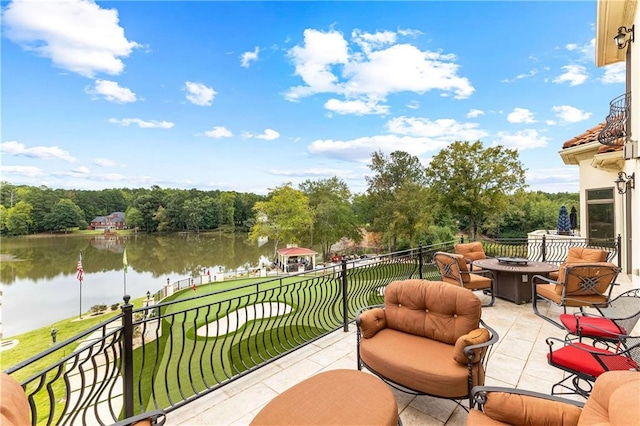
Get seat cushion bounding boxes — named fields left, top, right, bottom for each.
left=559, top=314, right=625, bottom=338
left=535, top=284, right=609, bottom=307
left=359, top=328, right=483, bottom=398
left=548, top=343, right=638, bottom=378
left=250, top=370, right=398, bottom=426
left=579, top=371, right=640, bottom=425
left=1, top=374, right=30, bottom=426
left=465, top=273, right=492, bottom=290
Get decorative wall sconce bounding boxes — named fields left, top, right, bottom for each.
left=615, top=25, right=635, bottom=50
left=615, top=171, right=635, bottom=194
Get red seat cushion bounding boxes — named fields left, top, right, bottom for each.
left=548, top=342, right=639, bottom=378
left=559, top=314, right=626, bottom=338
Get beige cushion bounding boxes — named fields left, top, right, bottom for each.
left=455, top=242, right=487, bottom=262
left=383, top=280, right=481, bottom=345
left=358, top=307, right=387, bottom=339
left=251, top=370, right=398, bottom=426
left=453, top=328, right=490, bottom=364
left=578, top=370, right=640, bottom=425
left=481, top=392, right=582, bottom=425
left=1, top=373, right=30, bottom=426
left=359, top=328, right=484, bottom=398
left=565, top=247, right=608, bottom=263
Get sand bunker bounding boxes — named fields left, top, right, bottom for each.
left=196, top=302, right=293, bottom=337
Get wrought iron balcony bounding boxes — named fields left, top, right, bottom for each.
left=598, top=92, right=631, bottom=146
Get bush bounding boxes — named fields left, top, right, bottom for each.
left=111, top=303, right=119, bottom=311
left=90, top=304, right=107, bottom=314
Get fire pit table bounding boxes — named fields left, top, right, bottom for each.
left=473, top=258, right=558, bottom=304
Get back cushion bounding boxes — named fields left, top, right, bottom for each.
left=565, top=247, right=608, bottom=263
left=579, top=371, right=640, bottom=425
left=559, top=262, right=618, bottom=295
left=455, top=242, right=487, bottom=261
left=384, top=279, right=481, bottom=345
left=435, top=252, right=470, bottom=283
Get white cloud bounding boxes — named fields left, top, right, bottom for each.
left=546, top=120, right=557, bottom=126
left=526, top=167, right=579, bottom=192
left=308, top=117, right=487, bottom=162
left=240, top=47, right=260, bottom=68
left=108, top=118, right=174, bottom=128
left=0, top=141, right=75, bottom=161
left=601, top=62, right=625, bottom=84
left=269, top=167, right=356, bottom=178
left=93, top=158, right=116, bottom=167
left=2, top=0, right=139, bottom=77
left=285, top=28, right=474, bottom=114
left=565, top=43, right=578, bottom=51
left=552, top=65, right=588, bottom=86
left=551, top=105, right=592, bottom=123
left=493, top=129, right=549, bottom=150
left=204, top=126, right=233, bottom=138
left=0, top=165, right=44, bottom=178
left=184, top=81, right=216, bottom=106
left=406, top=101, right=420, bottom=109
left=243, top=129, right=280, bottom=141
left=466, top=109, right=484, bottom=118
left=386, top=117, right=488, bottom=140
left=324, top=98, right=389, bottom=115
left=72, top=166, right=90, bottom=174
left=507, top=108, right=536, bottom=124
left=501, top=69, right=538, bottom=83
left=85, top=80, right=136, bottom=103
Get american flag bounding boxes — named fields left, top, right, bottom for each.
left=76, top=252, right=84, bottom=282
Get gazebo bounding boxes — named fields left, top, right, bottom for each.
left=276, top=247, right=317, bottom=273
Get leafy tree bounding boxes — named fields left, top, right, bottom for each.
left=125, top=207, right=144, bottom=231
left=365, top=150, right=428, bottom=251
left=425, top=141, right=526, bottom=240
left=299, top=177, right=362, bottom=261
left=153, top=206, right=171, bottom=231
left=17, top=186, right=60, bottom=233
left=183, top=198, right=207, bottom=232
left=0, top=205, right=7, bottom=234
left=133, top=192, right=162, bottom=232
left=249, top=183, right=313, bottom=256
left=6, top=200, right=33, bottom=235
left=44, top=199, right=86, bottom=232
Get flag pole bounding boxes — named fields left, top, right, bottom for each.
left=77, top=251, right=84, bottom=319
left=123, top=247, right=128, bottom=296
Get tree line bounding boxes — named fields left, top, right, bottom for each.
left=0, top=141, right=579, bottom=261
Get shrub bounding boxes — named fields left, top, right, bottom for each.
left=111, top=303, right=119, bottom=311
left=90, top=304, right=107, bottom=314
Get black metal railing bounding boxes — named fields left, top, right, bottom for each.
left=598, top=92, right=631, bottom=146
left=4, top=236, right=621, bottom=425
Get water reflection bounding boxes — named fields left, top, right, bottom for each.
left=0, top=233, right=282, bottom=337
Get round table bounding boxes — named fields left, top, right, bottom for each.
left=473, top=258, right=558, bottom=304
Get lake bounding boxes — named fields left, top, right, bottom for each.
left=0, top=232, right=283, bottom=337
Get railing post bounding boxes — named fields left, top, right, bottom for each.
left=341, top=258, right=349, bottom=332
left=541, top=234, right=547, bottom=262
left=418, top=242, right=423, bottom=280
left=617, top=234, right=622, bottom=269
left=122, top=295, right=134, bottom=419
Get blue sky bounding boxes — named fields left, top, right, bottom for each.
left=0, top=1, right=625, bottom=195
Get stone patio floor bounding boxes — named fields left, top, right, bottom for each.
left=167, top=274, right=640, bottom=426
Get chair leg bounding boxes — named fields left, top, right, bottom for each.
left=551, top=373, right=593, bottom=398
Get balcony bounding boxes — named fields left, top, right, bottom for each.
left=167, top=273, right=638, bottom=425
left=4, top=237, right=631, bottom=425
left=598, top=92, right=631, bottom=146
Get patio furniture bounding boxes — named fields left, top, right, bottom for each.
left=473, top=258, right=558, bottom=305
left=532, top=262, right=620, bottom=328
left=560, top=288, right=640, bottom=344
left=548, top=247, right=609, bottom=281
left=250, top=369, right=399, bottom=425
left=0, top=373, right=166, bottom=426
left=356, top=279, right=498, bottom=409
left=467, top=370, right=640, bottom=425
left=545, top=334, right=639, bottom=397
left=434, top=252, right=496, bottom=306
left=454, top=241, right=488, bottom=271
